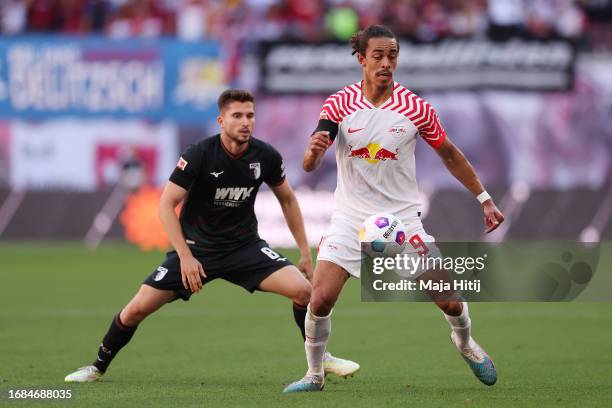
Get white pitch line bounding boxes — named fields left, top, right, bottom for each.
left=0, top=190, right=25, bottom=237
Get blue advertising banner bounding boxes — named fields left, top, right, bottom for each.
left=0, top=36, right=224, bottom=122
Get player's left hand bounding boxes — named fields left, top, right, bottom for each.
left=298, top=251, right=314, bottom=281
left=483, top=200, right=504, bottom=233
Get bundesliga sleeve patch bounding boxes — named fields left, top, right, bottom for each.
left=177, top=157, right=188, bottom=171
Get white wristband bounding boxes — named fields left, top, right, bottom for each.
left=477, top=191, right=491, bottom=204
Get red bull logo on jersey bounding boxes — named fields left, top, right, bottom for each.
left=348, top=143, right=398, bottom=164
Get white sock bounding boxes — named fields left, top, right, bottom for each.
left=304, top=304, right=332, bottom=377
left=443, top=301, right=473, bottom=349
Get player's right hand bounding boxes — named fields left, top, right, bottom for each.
left=308, top=131, right=332, bottom=155
left=179, top=254, right=206, bottom=293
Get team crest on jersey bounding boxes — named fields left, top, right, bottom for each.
left=177, top=157, right=188, bottom=171
left=389, top=126, right=408, bottom=136
left=249, top=162, right=261, bottom=180
left=154, top=266, right=168, bottom=281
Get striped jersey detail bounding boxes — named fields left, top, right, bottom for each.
left=320, top=82, right=446, bottom=149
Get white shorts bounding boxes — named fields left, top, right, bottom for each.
left=317, top=214, right=440, bottom=278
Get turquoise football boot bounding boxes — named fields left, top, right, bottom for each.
left=283, top=374, right=324, bottom=393
left=451, top=332, right=497, bottom=386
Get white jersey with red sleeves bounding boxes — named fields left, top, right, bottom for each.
left=321, top=81, right=446, bottom=222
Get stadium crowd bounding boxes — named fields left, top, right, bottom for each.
left=0, top=0, right=602, bottom=41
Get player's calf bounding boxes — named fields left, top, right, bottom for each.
left=441, top=301, right=471, bottom=349
left=292, top=285, right=311, bottom=308
left=64, top=312, right=137, bottom=381
left=120, top=299, right=154, bottom=327
left=120, top=285, right=175, bottom=326
left=257, top=265, right=312, bottom=341
left=289, top=283, right=311, bottom=340
left=92, top=313, right=138, bottom=374
left=64, top=285, right=174, bottom=381
left=436, top=300, right=463, bottom=317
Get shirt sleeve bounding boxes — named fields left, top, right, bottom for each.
left=320, top=94, right=341, bottom=125
left=264, top=147, right=286, bottom=187
left=169, top=144, right=202, bottom=190
left=418, top=103, right=447, bottom=149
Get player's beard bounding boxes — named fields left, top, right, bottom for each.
left=364, top=70, right=393, bottom=90
left=229, top=128, right=251, bottom=144
left=375, top=72, right=393, bottom=87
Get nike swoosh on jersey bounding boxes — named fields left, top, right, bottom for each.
left=348, top=127, right=365, bottom=134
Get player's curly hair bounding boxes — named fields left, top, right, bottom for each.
left=350, top=25, right=399, bottom=56
left=218, top=89, right=255, bottom=111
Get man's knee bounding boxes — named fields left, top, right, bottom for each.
left=120, top=297, right=163, bottom=326
left=120, top=302, right=149, bottom=327
left=309, top=287, right=336, bottom=316
left=120, top=286, right=175, bottom=326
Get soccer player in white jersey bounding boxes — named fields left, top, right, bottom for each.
left=283, top=25, right=505, bottom=392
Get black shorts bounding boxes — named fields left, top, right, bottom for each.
left=143, top=239, right=293, bottom=301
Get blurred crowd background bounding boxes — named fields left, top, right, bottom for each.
left=0, top=1, right=611, bottom=90
left=0, top=0, right=611, bottom=246
left=2, top=0, right=610, bottom=42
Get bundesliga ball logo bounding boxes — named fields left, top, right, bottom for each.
left=359, top=213, right=407, bottom=257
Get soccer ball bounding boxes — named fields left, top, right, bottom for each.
left=359, top=213, right=407, bottom=256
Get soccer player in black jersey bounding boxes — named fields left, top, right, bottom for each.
left=64, top=89, right=359, bottom=383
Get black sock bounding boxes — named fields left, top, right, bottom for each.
left=293, top=302, right=307, bottom=341
left=92, top=314, right=137, bottom=373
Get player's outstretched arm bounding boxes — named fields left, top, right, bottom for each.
left=270, top=179, right=314, bottom=280
left=303, top=131, right=332, bottom=172
left=158, top=181, right=206, bottom=292
left=434, top=137, right=505, bottom=233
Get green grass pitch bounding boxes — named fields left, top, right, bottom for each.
left=1, top=242, right=612, bottom=407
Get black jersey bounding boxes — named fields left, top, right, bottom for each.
left=169, top=134, right=285, bottom=253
